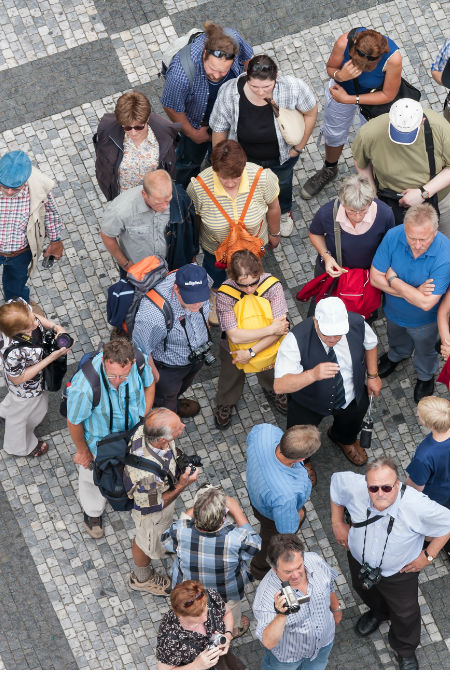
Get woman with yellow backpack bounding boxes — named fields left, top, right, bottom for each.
left=214, top=250, right=289, bottom=429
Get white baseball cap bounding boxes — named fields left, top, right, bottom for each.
left=389, top=98, right=424, bottom=145
left=315, top=297, right=349, bottom=336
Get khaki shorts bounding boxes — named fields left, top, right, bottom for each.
left=132, top=501, right=176, bottom=559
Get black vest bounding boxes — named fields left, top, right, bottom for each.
left=290, top=313, right=366, bottom=416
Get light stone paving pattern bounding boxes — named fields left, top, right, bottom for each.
left=0, top=0, right=450, bottom=669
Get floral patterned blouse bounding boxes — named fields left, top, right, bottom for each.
left=119, top=126, right=159, bottom=192
left=156, top=589, right=226, bottom=667
left=0, top=321, right=45, bottom=398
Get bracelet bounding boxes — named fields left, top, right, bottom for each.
left=332, top=69, right=340, bottom=81
left=330, top=606, right=342, bottom=613
left=269, top=231, right=281, bottom=237
left=291, top=146, right=302, bottom=155
left=224, top=630, right=233, bottom=636
left=367, top=373, right=379, bottom=379
left=387, top=274, right=398, bottom=287
left=356, top=95, right=360, bottom=105
left=321, top=250, right=331, bottom=260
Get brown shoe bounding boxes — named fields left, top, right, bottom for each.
left=177, top=398, right=200, bottom=417
left=129, top=571, right=171, bottom=596
left=214, top=405, right=233, bottom=429
left=303, top=460, right=317, bottom=486
left=83, top=512, right=104, bottom=539
left=327, top=428, right=368, bottom=466
left=263, top=389, right=288, bottom=415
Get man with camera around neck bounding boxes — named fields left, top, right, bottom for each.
left=123, top=408, right=199, bottom=596
left=253, top=534, right=341, bottom=670
left=131, top=263, right=212, bottom=418
left=330, top=457, right=450, bottom=670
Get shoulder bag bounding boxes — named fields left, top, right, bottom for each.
left=264, top=98, right=305, bottom=146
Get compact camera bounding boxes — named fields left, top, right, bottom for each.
left=280, top=581, right=310, bottom=614
left=188, top=340, right=216, bottom=366
left=358, top=562, right=382, bottom=590
left=208, top=633, right=227, bottom=650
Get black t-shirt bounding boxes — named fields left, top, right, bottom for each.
left=237, top=77, right=279, bottom=161
left=203, top=70, right=235, bottom=125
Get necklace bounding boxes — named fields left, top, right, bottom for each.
left=179, top=618, right=205, bottom=632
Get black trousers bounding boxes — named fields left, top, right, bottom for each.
left=154, top=360, right=204, bottom=412
left=347, top=552, right=421, bottom=657
left=249, top=507, right=279, bottom=579
left=286, top=389, right=369, bottom=445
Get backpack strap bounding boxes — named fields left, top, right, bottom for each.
left=178, top=43, right=196, bottom=88
left=423, top=115, right=436, bottom=180
left=81, top=347, right=146, bottom=411
left=254, top=275, right=280, bottom=297
left=239, top=167, right=264, bottom=225
left=144, top=287, right=175, bottom=351
left=195, top=175, right=235, bottom=227
left=123, top=454, right=174, bottom=490
left=2, top=337, right=37, bottom=363
left=332, top=198, right=343, bottom=267
left=216, top=284, right=243, bottom=301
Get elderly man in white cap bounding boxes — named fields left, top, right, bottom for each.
left=274, top=297, right=381, bottom=483
left=0, top=150, right=64, bottom=302
left=351, top=98, right=450, bottom=237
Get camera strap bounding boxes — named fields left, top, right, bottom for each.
left=361, top=483, right=406, bottom=568
left=179, top=306, right=211, bottom=359
left=100, top=366, right=129, bottom=433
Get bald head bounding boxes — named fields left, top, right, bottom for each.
left=143, top=407, right=185, bottom=447
left=142, top=169, right=172, bottom=212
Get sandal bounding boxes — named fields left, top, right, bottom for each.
left=232, top=614, right=250, bottom=638
left=29, top=441, right=49, bottom=457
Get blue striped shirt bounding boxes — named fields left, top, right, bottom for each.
left=431, top=39, right=450, bottom=72
left=162, top=518, right=261, bottom=602
left=67, top=352, right=153, bottom=456
left=246, top=424, right=312, bottom=532
left=253, top=553, right=337, bottom=663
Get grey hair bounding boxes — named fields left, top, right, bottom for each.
left=338, top=175, right=376, bottom=211
left=143, top=407, right=175, bottom=445
left=366, top=456, right=399, bottom=480
left=404, top=203, right=439, bottom=231
left=193, top=486, right=226, bottom=532
left=267, top=534, right=305, bottom=569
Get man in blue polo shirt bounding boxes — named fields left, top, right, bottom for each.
left=370, top=203, right=450, bottom=402
left=161, top=21, right=252, bottom=188
left=245, top=422, right=321, bottom=579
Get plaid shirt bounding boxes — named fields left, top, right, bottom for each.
left=0, top=185, right=63, bottom=252
left=161, top=31, right=253, bottom=129
left=161, top=517, right=261, bottom=602
left=209, top=73, right=316, bottom=164
left=431, top=38, right=450, bottom=71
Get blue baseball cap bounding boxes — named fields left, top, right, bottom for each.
left=0, top=151, right=32, bottom=188
left=175, top=264, right=209, bottom=303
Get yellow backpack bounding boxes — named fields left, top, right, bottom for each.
left=217, top=276, right=285, bottom=373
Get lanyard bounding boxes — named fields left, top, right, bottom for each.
left=178, top=306, right=210, bottom=354
left=361, top=483, right=406, bottom=568
left=100, top=366, right=129, bottom=433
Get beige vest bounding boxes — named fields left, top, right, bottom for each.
left=26, top=167, right=55, bottom=277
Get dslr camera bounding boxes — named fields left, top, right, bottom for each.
left=358, top=562, right=382, bottom=590
left=175, top=451, right=203, bottom=477
left=188, top=340, right=216, bottom=366
left=208, top=633, right=227, bottom=650
left=280, top=581, right=310, bottom=614
left=41, top=329, right=74, bottom=355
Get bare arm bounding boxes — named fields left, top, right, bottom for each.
left=365, top=346, right=382, bottom=397
left=294, top=104, right=318, bottom=150
left=431, top=70, right=443, bottom=85
left=330, top=499, right=350, bottom=549
left=266, top=198, right=282, bottom=249
left=163, top=108, right=211, bottom=144
left=353, top=159, right=376, bottom=191
left=437, top=289, right=450, bottom=359
left=67, top=420, right=93, bottom=469
left=227, top=315, right=288, bottom=344
left=274, top=361, right=340, bottom=395
left=225, top=496, right=249, bottom=527
left=404, top=476, right=425, bottom=492
left=161, top=468, right=199, bottom=508
left=261, top=592, right=289, bottom=649
left=8, top=346, right=69, bottom=385
left=308, top=232, right=346, bottom=278
left=401, top=532, right=450, bottom=573
left=212, top=130, right=229, bottom=147
left=231, top=333, right=283, bottom=366
left=144, top=382, right=155, bottom=416
left=370, top=264, right=442, bottom=312
left=100, top=232, right=130, bottom=270
left=400, top=167, right=450, bottom=208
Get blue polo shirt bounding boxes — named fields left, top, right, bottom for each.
left=246, top=424, right=311, bottom=533
left=372, top=225, right=450, bottom=327
left=406, top=433, right=450, bottom=505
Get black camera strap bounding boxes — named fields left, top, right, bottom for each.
left=100, top=366, right=129, bottom=433
left=361, top=483, right=406, bottom=568
left=179, top=306, right=211, bottom=359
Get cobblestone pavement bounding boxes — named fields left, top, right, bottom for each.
left=0, top=0, right=450, bottom=669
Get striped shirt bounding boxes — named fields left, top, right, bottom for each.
left=187, top=163, right=279, bottom=254
left=253, top=553, right=337, bottom=663
left=132, top=272, right=211, bottom=366
left=217, top=273, right=288, bottom=332
left=66, top=352, right=153, bottom=456
left=431, top=38, right=450, bottom=72
left=246, top=424, right=311, bottom=532
left=162, top=517, right=261, bottom=602
left=0, top=185, right=62, bottom=252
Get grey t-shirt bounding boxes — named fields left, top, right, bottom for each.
left=100, top=185, right=169, bottom=263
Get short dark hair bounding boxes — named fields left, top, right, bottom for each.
left=114, top=91, right=151, bottom=126
left=247, top=54, right=277, bottom=81
left=211, top=140, right=247, bottom=178
left=227, top=249, right=263, bottom=280
left=102, top=338, right=135, bottom=366
left=280, top=425, right=321, bottom=460
left=267, top=534, right=305, bottom=569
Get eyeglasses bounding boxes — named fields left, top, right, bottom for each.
left=367, top=482, right=397, bottom=493
left=355, top=48, right=380, bottom=62
left=183, top=591, right=204, bottom=608
left=235, top=279, right=260, bottom=288
left=206, top=49, right=235, bottom=60
left=122, top=124, right=146, bottom=131
left=102, top=365, right=130, bottom=382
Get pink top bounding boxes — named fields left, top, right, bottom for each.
left=336, top=201, right=378, bottom=235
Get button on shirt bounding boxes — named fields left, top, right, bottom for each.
left=253, top=553, right=337, bottom=663
left=330, top=472, right=450, bottom=577
left=372, top=225, right=450, bottom=328
left=275, top=323, right=377, bottom=408
left=132, top=273, right=211, bottom=366
left=67, top=352, right=153, bottom=456
left=246, top=424, right=311, bottom=532
left=100, top=185, right=169, bottom=264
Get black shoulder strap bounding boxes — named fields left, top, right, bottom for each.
left=133, top=346, right=146, bottom=374
left=2, top=338, right=35, bottom=363
left=80, top=354, right=102, bottom=410
left=423, top=115, right=436, bottom=180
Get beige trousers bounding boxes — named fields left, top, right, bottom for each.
left=78, top=465, right=107, bottom=517
left=0, top=390, right=48, bottom=456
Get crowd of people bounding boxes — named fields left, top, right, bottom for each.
left=0, top=18, right=450, bottom=672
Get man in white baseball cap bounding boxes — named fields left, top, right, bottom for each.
left=352, top=98, right=450, bottom=236
left=274, top=297, right=382, bottom=483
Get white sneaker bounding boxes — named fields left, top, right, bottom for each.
left=280, top=211, right=294, bottom=237
left=208, top=290, right=219, bottom=325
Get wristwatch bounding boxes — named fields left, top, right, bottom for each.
left=387, top=274, right=398, bottom=287
left=248, top=347, right=256, bottom=358
left=423, top=549, right=434, bottom=562
left=420, top=186, right=430, bottom=200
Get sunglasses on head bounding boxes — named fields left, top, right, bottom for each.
left=250, top=62, right=274, bottom=73
left=183, top=591, right=204, bottom=608
left=122, top=124, right=146, bottom=131
left=207, top=49, right=234, bottom=60
left=355, top=47, right=380, bottom=62
left=368, top=482, right=397, bottom=494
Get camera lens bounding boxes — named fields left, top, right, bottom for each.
left=55, top=333, right=74, bottom=349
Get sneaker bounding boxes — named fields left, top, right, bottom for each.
left=129, top=571, right=171, bottom=596
left=214, top=405, right=233, bottom=430
left=208, top=290, right=219, bottom=326
left=280, top=211, right=294, bottom=237
left=83, top=512, right=104, bottom=539
left=263, top=389, right=288, bottom=415
left=301, top=165, right=338, bottom=200
left=177, top=398, right=200, bottom=417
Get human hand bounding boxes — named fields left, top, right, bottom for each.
left=332, top=521, right=350, bottom=549
left=192, top=126, right=211, bottom=144
left=312, top=361, right=340, bottom=381
left=271, top=315, right=289, bottom=336
left=417, top=278, right=435, bottom=296
left=333, top=609, right=343, bottom=625
left=219, top=634, right=232, bottom=654
left=400, top=552, right=429, bottom=574
left=232, top=349, right=252, bottom=365
left=273, top=590, right=289, bottom=615
left=324, top=255, right=347, bottom=278
left=440, top=339, right=450, bottom=360
left=398, top=188, right=423, bottom=208
left=178, top=467, right=199, bottom=488
left=267, top=233, right=281, bottom=249
left=336, top=59, right=363, bottom=81
left=225, top=495, right=240, bottom=515
left=367, top=376, right=382, bottom=398
left=329, top=83, right=353, bottom=104
left=44, top=240, right=64, bottom=259
left=74, top=448, right=94, bottom=469
left=193, top=647, right=221, bottom=669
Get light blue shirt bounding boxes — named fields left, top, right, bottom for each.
left=330, top=472, right=450, bottom=577
left=246, top=424, right=311, bottom=532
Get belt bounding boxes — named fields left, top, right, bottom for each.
left=153, top=360, right=190, bottom=370
left=0, top=245, right=30, bottom=258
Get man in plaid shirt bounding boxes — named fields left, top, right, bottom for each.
left=0, top=150, right=63, bottom=302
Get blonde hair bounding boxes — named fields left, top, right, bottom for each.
left=417, top=396, right=450, bottom=433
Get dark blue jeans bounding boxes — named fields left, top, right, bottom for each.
left=202, top=250, right=226, bottom=289
left=175, top=133, right=212, bottom=189
left=0, top=248, right=32, bottom=301
left=250, top=155, right=299, bottom=214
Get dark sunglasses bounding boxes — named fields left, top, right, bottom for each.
left=355, top=47, right=380, bottom=62
left=122, top=124, right=146, bottom=131
left=183, top=591, right=204, bottom=608
left=236, top=279, right=260, bottom=288
left=207, top=49, right=234, bottom=60
left=368, top=482, right=397, bottom=494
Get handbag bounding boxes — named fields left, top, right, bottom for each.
left=443, top=92, right=450, bottom=124
left=195, top=168, right=265, bottom=269
left=264, top=98, right=305, bottom=146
